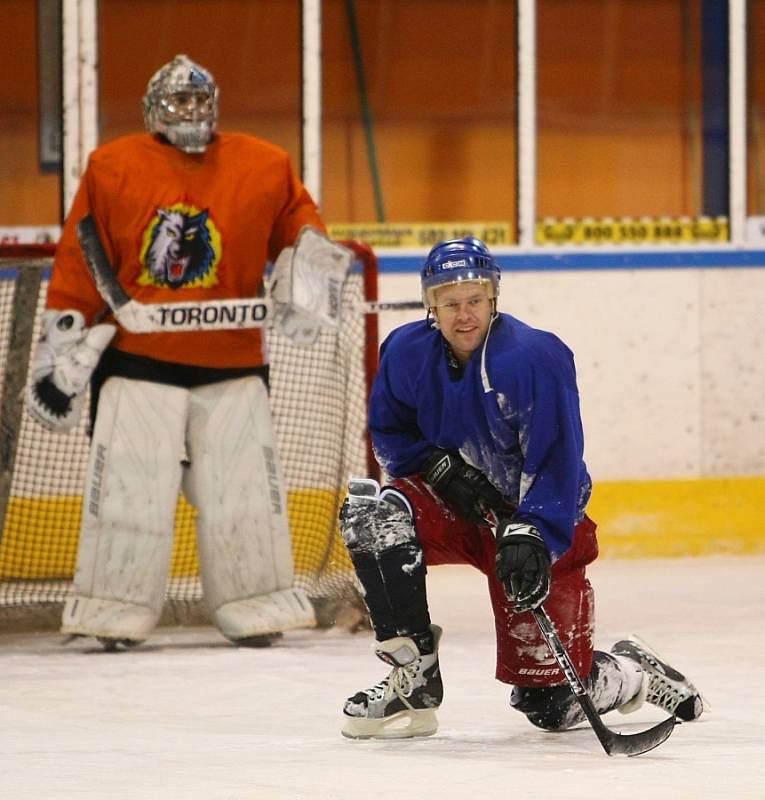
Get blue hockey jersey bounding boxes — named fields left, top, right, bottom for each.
left=369, top=313, right=592, bottom=561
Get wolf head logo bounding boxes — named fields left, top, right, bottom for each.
left=143, top=207, right=216, bottom=287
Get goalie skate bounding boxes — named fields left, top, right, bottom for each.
left=97, top=637, right=140, bottom=652
left=612, top=636, right=708, bottom=721
left=342, top=625, right=443, bottom=740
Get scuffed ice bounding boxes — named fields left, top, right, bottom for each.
left=1, top=557, right=762, bottom=798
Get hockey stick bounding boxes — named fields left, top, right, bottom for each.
left=532, top=605, right=677, bottom=756
left=77, top=216, right=422, bottom=333
left=364, top=300, right=423, bottom=313
left=77, top=216, right=273, bottom=333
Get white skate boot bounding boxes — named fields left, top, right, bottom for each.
left=342, top=625, right=443, bottom=739
left=612, top=636, right=708, bottom=721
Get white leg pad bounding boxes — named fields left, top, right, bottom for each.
left=61, top=596, right=157, bottom=640
left=62, top=378, right=188, bottom=640
left=183, top=377, right=310, bottom=635
left=214, top=587, right=317, bottom=640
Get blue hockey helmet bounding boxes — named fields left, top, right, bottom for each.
left=420, top=237, right=501, bottom=307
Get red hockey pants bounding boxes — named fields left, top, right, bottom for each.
left=390, top=476, right=599, bottom=687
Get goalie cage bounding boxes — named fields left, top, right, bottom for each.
left=0, top=241, right=381, bottom=633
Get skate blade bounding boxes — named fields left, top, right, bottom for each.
left=341, top=708, right=438, bottom=740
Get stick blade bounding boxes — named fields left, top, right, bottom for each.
left=602, top=714, right=678, bottom=757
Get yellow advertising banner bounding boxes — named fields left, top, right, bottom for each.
left=536, top=216, right=729, bottom=245
left=328, top=222, right=512, bottom=248
left=329, top=217, right=729, bottom=247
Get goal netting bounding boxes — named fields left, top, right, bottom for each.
left=0, top=242, right=379, bottom=630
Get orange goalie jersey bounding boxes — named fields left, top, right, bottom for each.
left=48, top=132, right=325, bottom=368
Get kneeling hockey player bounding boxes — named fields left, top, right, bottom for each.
left=25, top=55, right=338, bottom=650
left=339, top=237, right=706, bottom=740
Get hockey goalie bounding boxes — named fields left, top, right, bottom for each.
left=24, top=54, right=351, bottom=650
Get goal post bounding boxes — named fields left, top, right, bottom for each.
left=0, top=242, right=380, bottom=630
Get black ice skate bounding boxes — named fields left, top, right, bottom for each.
left=612, top=636, right=708, bottom=721
left=96, top=637, right=140, bottom=651
left=342, top=625, right=443, bottom=739
left=231, top=632, right=283, bottom=648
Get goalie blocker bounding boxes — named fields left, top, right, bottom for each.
left=62, top=374, right=316, bottom=645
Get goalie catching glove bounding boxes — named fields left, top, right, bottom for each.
left=268, top=226, right=354, bottom=347
left=26, top=309, right=116, bottom=432
left=421, top=448, right=505, bottom=526
left=495, top=519, right=551, bottom=612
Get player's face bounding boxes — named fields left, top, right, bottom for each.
left=432, top=281, right=493, bottom=364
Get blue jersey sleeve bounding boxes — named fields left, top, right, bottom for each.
left=369, top=331, right=432, bottom=477
left=507, top=350, right=588, bottom=561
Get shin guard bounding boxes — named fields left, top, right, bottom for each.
left=340, top=479, right=430, bottom=641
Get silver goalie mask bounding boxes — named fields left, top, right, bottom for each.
left=143, top=54, right=218, bottom=154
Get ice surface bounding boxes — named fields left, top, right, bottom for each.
left=1, top=556, right=763, bottom=799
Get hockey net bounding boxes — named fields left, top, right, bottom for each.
left=0, top=242, right=379, bottom=630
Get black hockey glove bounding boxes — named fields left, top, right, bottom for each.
left=421, top=448, right=505, bottom=526
left=495, top=519, right=551, bottom=612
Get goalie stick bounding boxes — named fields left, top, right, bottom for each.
left=364, top=300, right=423, bottom=313
left=532, top=605, right=677, bottom=756
left=76, top=216, right=422, bottom=333
left=77, top=215, right=273, bottom=333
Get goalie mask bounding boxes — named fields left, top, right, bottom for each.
left=143, top=54, right=218, bottom=154
left=421, top=237, right=501, bottom=308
